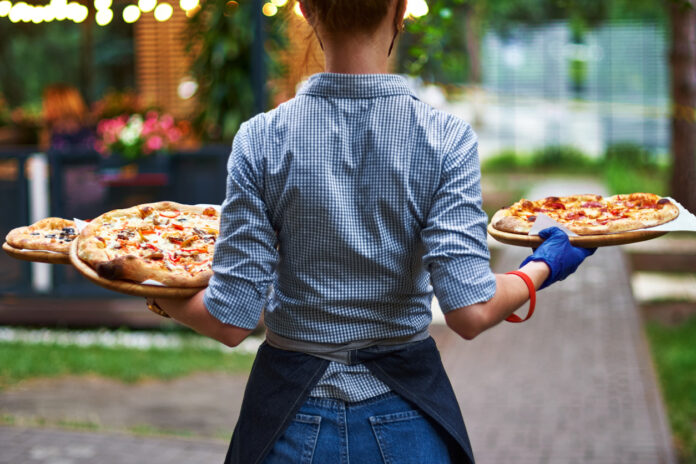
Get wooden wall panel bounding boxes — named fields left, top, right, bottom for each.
left=135, top=5, right=196, bottom=119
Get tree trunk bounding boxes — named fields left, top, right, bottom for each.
left=464, top=3, right=483, bottom=85
left=668, top=0, right=696, bottom=212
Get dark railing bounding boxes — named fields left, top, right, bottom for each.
left=1, top=146, right=231, bottom=298
left=0, top=149, right=33, bottom=295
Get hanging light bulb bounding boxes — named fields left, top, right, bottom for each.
left=122, top=4, right=140, bottom=22
left=270, top=0, right=286, bottom=6
left=138, top=0, right=156, bottom=12
left=95, top=8, right=112, bottom=25
left=153, top=2, right=172, bottom=21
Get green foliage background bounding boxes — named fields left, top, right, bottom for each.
left=186, top=0, right=286, bottom=142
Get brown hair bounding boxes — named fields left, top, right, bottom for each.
left=42, top=84, right=88, bottom=127
left=299, top=0, right=405, bottom=35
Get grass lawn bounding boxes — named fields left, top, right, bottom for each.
left=645, top=318, right=696, bottom=464
left=0, top=339, right=255, bottom=388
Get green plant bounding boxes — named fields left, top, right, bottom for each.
left=603, top=142, right=657, bottom=169
left=530, top=145, right=596, bottom=170
left=0, top=340, right=255, bottom=387
left=646, top=318, right=696, bottom=463
left=481, top=149, right=531, bottom=172
left=186, top=0, right=286, bottom=142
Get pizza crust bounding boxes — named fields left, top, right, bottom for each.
left=5, top=217, right=77, bottom=253
left=95, top=255, right=212, bottom=287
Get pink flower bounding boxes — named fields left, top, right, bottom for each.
left=146, top=135, right=164, bottom=152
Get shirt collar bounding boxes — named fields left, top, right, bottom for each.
left=297, top=72, right=415, bottom=99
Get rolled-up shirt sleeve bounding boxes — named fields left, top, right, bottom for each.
left=204, top=120, right=279, bottom=328
left=421, top=122, right=496, bottom=313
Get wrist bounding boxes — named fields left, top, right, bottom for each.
left=519, top=259, right=551, bottom=289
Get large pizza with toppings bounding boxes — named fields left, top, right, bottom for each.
left=6, top=218, right=78, bottom=254
left=491, top=193, right=679, bottom=235
left=76, top=201, right=219, bottom=287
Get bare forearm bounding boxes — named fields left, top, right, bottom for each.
left=444, top=260, right=549, bottom=340
left=156, top=290, right=253, bottom=347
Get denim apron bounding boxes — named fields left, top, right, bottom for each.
left=224, top=336, right=475, bottom=464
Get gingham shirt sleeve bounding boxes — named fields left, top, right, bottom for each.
left=421, top=121, right=497, bottom=312
left=203, top=120, right=279, bottom=328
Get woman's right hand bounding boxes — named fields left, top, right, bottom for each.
left=520, top=227, right=596, bottom=289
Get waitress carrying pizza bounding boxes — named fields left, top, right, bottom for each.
left=152, top=1, right=595, bottom=462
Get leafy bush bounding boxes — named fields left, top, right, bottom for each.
left=530, top=145, right=596, bottom=170
left=481, top=149, right=530, bottom=172
left=603, top=142, right=656, bottom=169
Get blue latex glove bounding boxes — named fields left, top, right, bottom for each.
left=520, top=227, right=596, bottom=289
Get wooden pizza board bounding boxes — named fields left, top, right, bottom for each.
left=487, top=223, right=667, bottom=248
left=3, top=241, right=71, bottom=264
left=69, top=239, right=206, bottom=298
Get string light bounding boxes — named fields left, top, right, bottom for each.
left=0, top=0, right=307, bottom=25
left=153, top=2, right=172, bottom=21
left=293, top=1, right=302, bottom=17
left=123, top=4, right=140, bottom=22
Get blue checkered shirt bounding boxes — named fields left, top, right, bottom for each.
left=204, top=73, right=496, bottom=402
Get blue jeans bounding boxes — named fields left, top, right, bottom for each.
left=263, top=392, right=458, bottom=464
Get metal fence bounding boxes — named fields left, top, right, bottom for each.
left=479, top=20, right=669, bottom=157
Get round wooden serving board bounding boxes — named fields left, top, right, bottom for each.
left=487, top=223, right=667, bottom=248
left=69, top=240, right=206, bottom=298
left=3, top=241, right=71, bottom=264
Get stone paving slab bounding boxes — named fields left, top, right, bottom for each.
left=0, top=426, right=228, bottom=464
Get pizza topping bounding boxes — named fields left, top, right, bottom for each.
left=202, top=207, right=217, bottom=217
left=139, top=206, right=153, bottom=218
left=160, top=211, right=181, bottom=218
left=581, top=201, right=603, bottom=208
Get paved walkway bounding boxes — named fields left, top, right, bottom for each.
left=0, top=179, right=677, bottom=464
left=437, top=179, right=676, bottom=464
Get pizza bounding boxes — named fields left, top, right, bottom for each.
left=5, top=217, right=78, bottom=254
left=491, top=193, right=679, bottom=235
left=76, top=201, right=219, bottom=287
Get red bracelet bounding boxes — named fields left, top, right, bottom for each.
left=505, top=271, right=536, bottom=323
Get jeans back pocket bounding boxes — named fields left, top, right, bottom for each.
left=370, top=409, right=453, bottom=464
left=264, top=413, right=321, bottom=464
